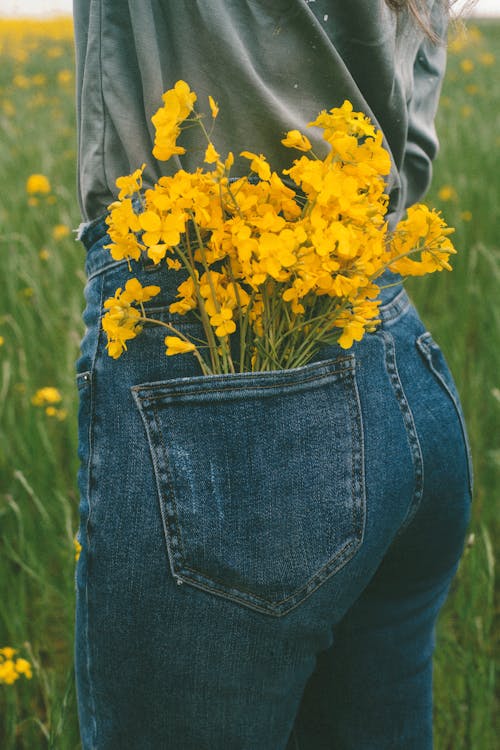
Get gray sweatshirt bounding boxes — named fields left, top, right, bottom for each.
left=73, top=1, right=448, bottom=228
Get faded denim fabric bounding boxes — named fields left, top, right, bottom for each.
left=74, top=218, right=472, bottom=749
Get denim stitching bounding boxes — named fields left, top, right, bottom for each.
left=133, top=365, right=365, bottom=616
left=82, top=276, right=104, bottom=749
left=351, top=355, right=367, bottom=552
left=137, top=378, right=360, bottom=613
left=378, top=288, right=411, bottom=324
left=150, top=405, right=189, bottom=575
left=131, top=388, right=187, bottom=583
left=131, top=356, right=355, bottom=402
left=180, top=536, right=359, bottom=609
left=87, top=257, right=129, bottom=282
left=380, top=330, right=424, bottom=536
left=416, top=332, right=474, bottom=499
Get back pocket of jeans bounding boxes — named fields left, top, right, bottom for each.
left=131, top=355, right=365, bottom=616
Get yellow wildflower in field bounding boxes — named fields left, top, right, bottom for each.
left=57, top=69, right=73, bottom=86
left=52, top=224, right=71, bottom=240
left=47, top=45, right=64, bottom=58
left=438, top=185, right=458, bottom=202
left=45, top=406, right=68, bottom=420
left=0, top=647, right=32, bottom=685
left=13, top=74, right=30, bottom=89
left=31, top=387, right=62, bottom=406
left=0, top=18, right=73, bottom=58
left=479, top=52, right=495, bottom=67
left=0, top=336, right=4, bottom=346
left=39, top=248, right=51, bottom=261
left=2, top=100, right=15, bottom=117
left=26, top=174, right=51, bottom=195
left=32, top=73, right=47, bottom=88
left=460, top=210, right=473, bottom=222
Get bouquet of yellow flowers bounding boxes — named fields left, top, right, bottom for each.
left=102, top=80, right=456, bottom=374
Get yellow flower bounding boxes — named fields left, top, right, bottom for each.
left=465, top=84, right=479, bottom=96
left=120, top=278, right=161, bottom=304
left=479, top=52, right=495, bottom=67
left=210, top=307, right=237, bottom=337
left=208, top=95, right=219, bottom=118
left=15, top=659, right=32, bottom=679
left=39, top=248, right=50, bottom=261
left=52, top=224, right=70, bottom=240
left=47, top=45, right=64, bottom=58
left=169, top=275, right=199, bottom=315
left=115, top=164, right=145, bottom=200
left=102, top=313, right=141, bottom=358
left=0, top=659, right=18, bottom=685
left=151, top=80, right=197, bottom=161
left=240, top=151, right=272, bottom=181
left=337, top=320, right=365, bottom=349
left=57, top=69, right=73, bottom=86
left=45, top=406, right=67, bottom=420
left=281, top=130, right=312, bottom=152
left=460, top=210, right=472, bottom=222
left=139, top=209, right=187, bottom=252
left=389, top=204, right=456, bottom=276
left=13, top=74, right=30, bottom=89
left=460, top=58, right=474, bottom=74
left=204, top=142, right=220, bottom=164
left=32, top=73, right=47, bottom=87
left=105, top=199, right=142, bottom=261
left=2, top=100, right=15, bottom=117
left=437, top=185, right=457, bottom=202
left=31, top=387, right=62, bottom=406
left=26, top=173, right=51, bottom=195
left=101, top=281, right=159, bottom=358
left=0, top=647, right=32, bottom=685
left=166, top=257, right=182, bottom=270
left=165, top=336, right=197, bottom=356
left=104, top=84, right=458, bottom=369
left=74, top=536, right=82, bottom=562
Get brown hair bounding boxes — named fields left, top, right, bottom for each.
left=385, top=1, right=477, bottom=42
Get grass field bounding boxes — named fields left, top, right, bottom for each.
left=0, top=16, right=498, bottom=749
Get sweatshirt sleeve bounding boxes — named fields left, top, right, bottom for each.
left=401, top=2, right=448, bottom=209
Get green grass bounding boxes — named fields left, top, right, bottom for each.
left=0, top=16, right=498, bottom=749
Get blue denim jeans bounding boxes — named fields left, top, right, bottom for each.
left=74, top=216, right=472, bottom=749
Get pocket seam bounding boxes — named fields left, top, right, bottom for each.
left=416, top=331, right=473, bottom=499
left=131, top=355, right=355, bottom=402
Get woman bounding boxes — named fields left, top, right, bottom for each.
left=73, top=2, right=473, bottom=747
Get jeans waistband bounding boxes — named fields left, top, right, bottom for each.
left=77, top=212, right=408, bottom=323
